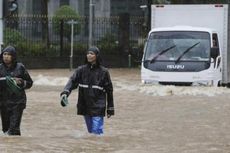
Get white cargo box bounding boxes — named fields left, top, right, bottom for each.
left=151, top=4, right=229, bottom=83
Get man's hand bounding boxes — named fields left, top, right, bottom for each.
left=14, top=77, right=24, bottom=85
left=60, top=94, right=68, bottom=107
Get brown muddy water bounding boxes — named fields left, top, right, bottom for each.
left=1, top=68, right=230, bottom=153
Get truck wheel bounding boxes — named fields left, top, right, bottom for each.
left=226, top=83, right=230, bottom=88
left=217, top=81, right=222, bottom=87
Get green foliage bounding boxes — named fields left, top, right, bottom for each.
left=74, top=43, right=88, bottom=55
left=3, top=28, right=47, bottom=57
left=53, top=5, right=81, bottom=41
left=97, top=33, right=120, bottom=54
left=60, top=42, right=88, bottom=56
left=3, top=28, right=26, bottom=47
left=17, top=42, right=47, bottom=57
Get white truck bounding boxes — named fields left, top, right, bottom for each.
left=141, top=4, right=229, bottom=86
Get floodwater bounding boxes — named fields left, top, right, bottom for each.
left=1, top=68, right=230, bottom=153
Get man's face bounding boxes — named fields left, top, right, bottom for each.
left=87, top=51, right=97, bottom=64
left=3, top=52, right=13, bottom=65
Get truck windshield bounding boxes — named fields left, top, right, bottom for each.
left=144, top=31, right=210, bottom=62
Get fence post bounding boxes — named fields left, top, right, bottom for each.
left=128, top=54, right=132, bottom=68
left=0, top=0, right=3, bottom=52
left=118, top=13, right=130, bottom=67
left=70, top=20, right=74, bottom=71
left=67, top=20, right=78, bottom=71
left=60, top=19, right=64, bottom=56
left=89, top=0, right=95, bottom=47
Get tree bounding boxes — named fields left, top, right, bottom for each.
left=53, top=5, right=80, bottom=41
left=53, top=5, right=81, bottom=56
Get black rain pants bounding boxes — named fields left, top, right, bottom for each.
left=0, top=105, right=24, bottom=135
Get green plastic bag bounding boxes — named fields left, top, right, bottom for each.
left=6, top=76, right=22, bottom=95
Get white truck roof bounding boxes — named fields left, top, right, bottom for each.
left=149, top=26, right=217, bottom=34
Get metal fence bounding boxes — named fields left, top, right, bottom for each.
left=3, top=15, right=146, bottom=68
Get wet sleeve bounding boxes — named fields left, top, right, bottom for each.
left=61, top=67, right=80, bottom=97
left=21, top=66, right=33, bottom=89
left=104, top=70, right=115, bottom=115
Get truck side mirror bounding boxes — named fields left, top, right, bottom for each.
left=210, top=47, right=219, bottom=59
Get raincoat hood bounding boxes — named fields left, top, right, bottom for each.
left=85, top=46, right=102, bottom=66
left=0, top=46, right=17, bottom=67
left=1, top=46, right=17, bottom=60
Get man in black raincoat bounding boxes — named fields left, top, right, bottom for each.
left=0, top=46, right=33, bottom=135
left=60, top=46, right=114, bottom=135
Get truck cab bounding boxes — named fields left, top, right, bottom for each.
left=141, top=26, right=221, bottom=86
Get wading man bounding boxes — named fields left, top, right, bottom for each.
left=60, top=46, right=114, bottom=135
left=0, top=46, right=33, bottom=136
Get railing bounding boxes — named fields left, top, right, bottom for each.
left=3, top=15, right=146, bottom=68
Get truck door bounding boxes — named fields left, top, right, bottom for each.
left=212, top=33, right=221, bottom=69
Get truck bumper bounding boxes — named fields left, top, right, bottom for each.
left=141, top=67, right=221, bottom=86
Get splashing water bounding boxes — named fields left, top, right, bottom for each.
left=33, top=74, right=230, bottom=96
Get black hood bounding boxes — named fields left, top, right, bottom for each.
left=1, top=46, right=17, bottom=60
left=84, top=46, right=102, bottom=66
left=0, top=46, right=17, bottom=66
